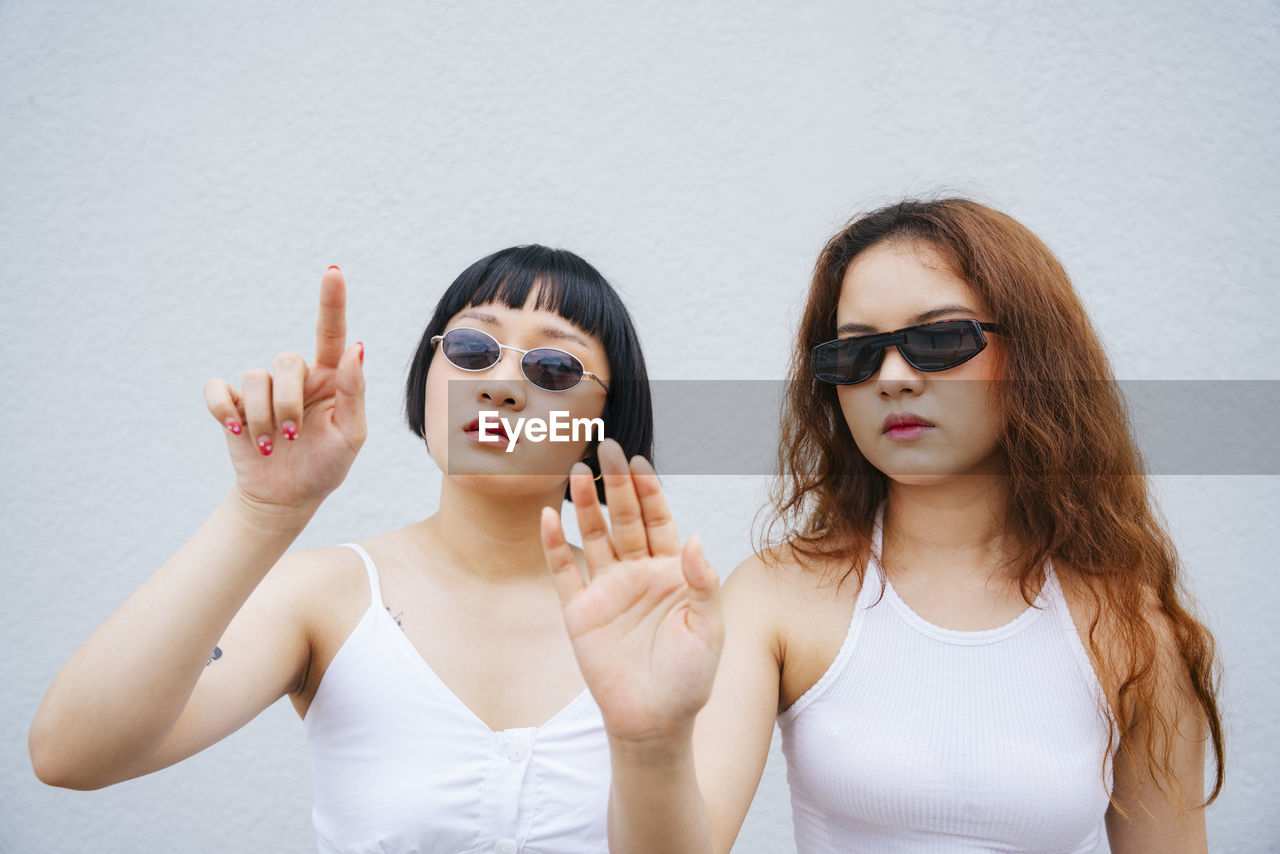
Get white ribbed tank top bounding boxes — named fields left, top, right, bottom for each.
left=304, top=543, right=611, bottom=854
left=778, top=514, right=1115, bottom=853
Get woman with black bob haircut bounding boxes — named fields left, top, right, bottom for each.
left=405, top=244, right=653, bottom=499
left=31, top=245, right=654, bottom=853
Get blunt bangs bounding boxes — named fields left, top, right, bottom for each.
left=458, top=248, right=624, bottom=350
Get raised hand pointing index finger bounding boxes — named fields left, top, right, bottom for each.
left=315, top=266, right=347, bottom=370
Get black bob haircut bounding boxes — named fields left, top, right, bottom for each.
left=404, top=245, right=654, bottom=503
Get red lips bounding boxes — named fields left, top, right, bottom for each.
left=882, top=412, right=934, bottom=432
left=464, top=417, right=508, bottom=440
left=881, top=412, right=935, bottom=441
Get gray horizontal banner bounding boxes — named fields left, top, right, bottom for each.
left=440, top=380, right=1280, bottom=476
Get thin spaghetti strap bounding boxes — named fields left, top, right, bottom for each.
left=338, top=542, right=383, bottom=607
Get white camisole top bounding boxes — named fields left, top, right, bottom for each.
left=304, top=543, right=611, bottom=854
left=778, top=515, right=1115, bottom=853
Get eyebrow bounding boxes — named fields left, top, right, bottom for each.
left=836, top=305, right=980, bottom=335
left=455, top=310, right=592, bottom=349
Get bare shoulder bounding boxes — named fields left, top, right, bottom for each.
left=1057, top=570, right=1178, bottom=642
left=260, top=541, right=370, bottom=613
left=1055, top=569, right=1195, bottom=694
left=729, top=543, right=866, bottom=711
left=722, top=547, right=827, bottom=636
left=728, top=543, right=862, bottom=602
left=720, top=549, right=783, bottom=613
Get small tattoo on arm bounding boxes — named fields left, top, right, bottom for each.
left=206, top=646, right=222, bottom=666
left=386, top=606, right=404, bottom=631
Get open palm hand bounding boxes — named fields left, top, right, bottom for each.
left=541, top=440, right=723, bottom=743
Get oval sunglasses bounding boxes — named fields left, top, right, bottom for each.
left=812, top=318, right=1001, bottom=385
left=432, top=326, right=609, bottom=393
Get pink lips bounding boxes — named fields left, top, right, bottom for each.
left=881, top=412, right=935, bottom=441
left=464, top=417, right=509, bottom=444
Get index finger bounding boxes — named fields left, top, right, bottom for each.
left=315, top=266, right=347, bottom=369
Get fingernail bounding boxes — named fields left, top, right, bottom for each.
left=357, top=341, right=364, bottom=365
left=257, top=435, right=273, bottom=455
left=281, top=421, right=298, bottom=441
left=328, top=265, right=340, bottom=271
left=225, top=418, right=242, bottom=435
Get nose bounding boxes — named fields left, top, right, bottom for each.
left=873, top=345, right=924, bottom=398
left=475, top=350, right=527, bottom=410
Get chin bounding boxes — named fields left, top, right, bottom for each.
left=447, top=471, right=569, bottom=497
left=879, top=458, right=1008, bottom=487
left=883, top=471, right=955, bottom=487
left=438, top=442, right=580, bottom=497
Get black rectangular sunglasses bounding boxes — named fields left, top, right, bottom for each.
left=811, top=319, right=1001, bottom=386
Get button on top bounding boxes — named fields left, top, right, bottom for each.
left=500, top=733, right=531, bottom=762
left=493, top=840, right=517, bottom=854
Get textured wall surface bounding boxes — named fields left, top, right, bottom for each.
left=2, top=1, right=1277, bottom=851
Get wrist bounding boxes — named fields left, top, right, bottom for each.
left=607, top=723, right=696, bottom=766
left=228, top=488, right=320, bottom=536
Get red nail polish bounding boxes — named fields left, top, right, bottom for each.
left=257, top=435, right=273, bottom=455
left=281, top=421, right=298, bottom=441
left=328, top=265, right=340, bottom=271
left=357, top=341, right=364, bottom=365
left=225, top=418, right=242, bottom=435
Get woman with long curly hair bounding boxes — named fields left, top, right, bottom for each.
left=540, top=198, right=1223, bottom=852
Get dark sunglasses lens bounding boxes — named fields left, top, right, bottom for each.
left=812, top=340, right=882, bottom=385
left=442, top=329, right=501, bottom=370
left=900, top=321, right=984, bottom=371
left=522, top=348, right=584, bottom=391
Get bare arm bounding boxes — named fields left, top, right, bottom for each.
left=691, top=557, right=785, bottom=852
left=598, top=576, right=781, bottom=854
left=29, top=268, right=366, bottom=789
left=31, top=498, right=314, bottom=788
left=1105, top=611, right=1212, bottom=852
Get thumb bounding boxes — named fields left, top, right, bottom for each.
left=681, top=536, right=723, bottom=648
left=333, top=341, right=367, bottom=449
left=681, top=535, right=721, bottom=606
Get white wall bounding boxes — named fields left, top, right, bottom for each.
left=3, top=1, right=1276, bottom=850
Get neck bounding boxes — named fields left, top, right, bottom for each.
left=416, top=477, right=568, bottom=584
left=881, top=475, right=1015, bottom=584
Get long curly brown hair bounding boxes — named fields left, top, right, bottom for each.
left=765, top=198, right=1224, bottom=807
